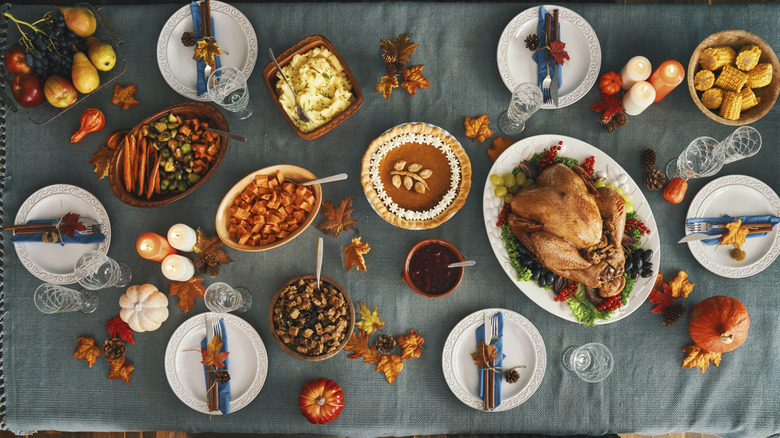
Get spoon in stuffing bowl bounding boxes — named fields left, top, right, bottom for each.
left=268, top=47, right=312, bottom=124
left=316, top=237, right=324, bottom=290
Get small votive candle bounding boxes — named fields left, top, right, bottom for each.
left=136, top=232, right=177, bottom=262
left=161, top=254, right=195, bottom=282
left=167, top=223, right=197, bottom=252
left=648, top=60, right=684, bottom=102
left=623, top=81, right=657, bottom=116
left=620, top=56, right=652, bottom=90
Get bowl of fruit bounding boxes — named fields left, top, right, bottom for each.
left=108, top=102, right=229, bottom=208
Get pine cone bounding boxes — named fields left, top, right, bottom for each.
left=642, top=148, right=657, bottom=171
left=384, top=63, right=397, bottom=78
left=193, top=256, right=206, bottom=268
left=102, top=338, right=127, bottom=361
left=374, top=334, right=396, bottom=355
left=644, top=169, right=667, bottom=190
left=600, top=114, right=614, bottom=125
left=382, top=52, right=397, bottom=65
left=181, top=31, right=197, bottom=47
left=215, top=370, right=231, bottom=384
left=201, top=263, right=220, bottom=278
left=614, top=112, right=627, bottom=127
left=524, top=34, right=541, bottom=51
left=504, top=368, right=520, bottom=384
left=662, top=303, right=687, bottom=327
left=394, top=61, right=405, bottom=74
left=604, top=119, right=619, bottom=133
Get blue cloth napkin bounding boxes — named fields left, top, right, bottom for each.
left=531, top=5, right=562, bottom=90
left=190, top=1, right=222, bottom=97
left=476, top=312, right=504, bottom=410
left=685, top=215, right=779, bottom=245
left=10, top=219, right=106, bottom=246
left=201, top=318, right=230, bottom=416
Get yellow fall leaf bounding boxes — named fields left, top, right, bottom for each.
left=107, top=357, right=134, bottom=385
left=682, top=344, right=721, bottom=373
left=720, top=220, right=749, bottom=249
left=376, top=75, right=399, bottom=99
left=396, top=329, right=424, bottom=360
left=376, top=355, right=405, bottom=384
left=193, top=39, right=223, bottom=70
left=88, top=145, right=113, bottom=180
left=73, top=336, right=101, bottom=368
left=401, top=65, right=431, bottom=96
left=464, top=114, right=494, bottom=142
left=343, top=237, right=370, bottom=271
left=487, top=136, right=514, bottom=162
left=669, top=270, right=695, bottom=298
left=380, top=33, right=418, bottom=63
left=355, top=301, right=385, bottom=335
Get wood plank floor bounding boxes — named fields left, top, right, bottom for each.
left=0, top=432, right=725, bottom=438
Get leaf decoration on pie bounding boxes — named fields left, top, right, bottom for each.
left=107, top=357, right=134, bottom=384
left=168, top=276, right=206, bottom=314
left=376, top=75, right=399, bottom=99
left=682, top=344, right=721, bottom=373
left=73, top=336, right=101, bottom=368
left=376, top=355, right=404, bottom=384
left=549, top=40, right=570, bottom=65
left=589, top=93, right=624, bottom=119
left=380, top=33, right=418, bottom=63
left=719, top=220, right=749, bottom=249
left=396, top=329, right=424, bottom=360
left=193, top=39, right=223, bottom=70
left=317, top=197, right=358, bottom=237
left=487, top=136, right=514, bottom=163
left=355, top=301, right=385, bottom=335
left=105, top=314, right=135, bottom=345
left=344, top=329, right=382, bottom=364
left=201, top=335, right=229, bottom=368
left=88, top=145, right=112, bottom=180
left=668, top=270, right=695, bottom=298
left=464, top=114, right=494, bottom=142
left=343, top=237, right=370, bottom=271
left=111, top=83, right=140, bottom=110
left=471, top=340, right=498, bottom=368
left=401, top=65, right=431, bottom=96
left=649, top=282, right=677, bottom=314
left=192, top=227, right=233, bottom=277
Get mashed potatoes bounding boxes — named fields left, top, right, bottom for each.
left=276, top=46, right=355, bottom=133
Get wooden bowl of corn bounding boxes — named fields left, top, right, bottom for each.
left=688, top=30, right=780, bottom=125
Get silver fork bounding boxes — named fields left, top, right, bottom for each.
left=212, top=317, right=223, bottom=341
left=686, top=222, right=715, bottom=232
left=540, top=14, right=552, bottom=104
left=490, top=313, right=500, bottom=346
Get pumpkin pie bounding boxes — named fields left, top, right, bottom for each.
left=361, top=123, right=472, bottom=229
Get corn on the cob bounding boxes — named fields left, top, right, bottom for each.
left=719, top=91, right=742, bottom=120
left=746, top=63, right=773, bottom=88
left=694, top=70, right=716, bottom=91
left=736, top=45, right=762, bottom=71
left=700, top=46, right=736, bottom=71
left=739, top=87, right=760, bottom=110
left=714, top=65, right=748, bottom=92
left=701, top=88, right=725, bottom=109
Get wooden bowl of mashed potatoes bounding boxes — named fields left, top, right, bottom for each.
left=264, top=35, right=363, bottom=140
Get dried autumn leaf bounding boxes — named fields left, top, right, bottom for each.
left=343, top=237, right=370, bottom=272
left=376, top=355, right=404, bottom=384
left=470, top=340, right=498, bottom=368
left=111, top=83, right=139, bottom=110
left=720, top=220, right=749, bottom=249
left=317, top=197, right=358, bottom=237
left=193, top=39, right=223, bottom=70
left=169, top=276, right=206, bottom=314
left=589, top=93, right=624, bottom=119
left=401, top=65, right=431, bottom=96
left=487, top=136, right=514, bottom=162
left=669, top=270, right=695, bottom=298
left=192, top=227, right=233, bottom=277
left=464, top=114, right=494, bottom=142
left=396, top=329, right=424, bottom=360
left=73, top=336, right=101, bottom=368
left=654, top=272, right=664, bottom=291
left=88, top=145, right=113, bottom=180
left=344, top=329, right=382, bottom=364
left=682, top=344, right=721, bottom=373
left=108, top=357, right=134, bottom=384
left=59, top=212, right=86, bottom=237
left=380, top=33, right=418, bottom=63
left=376, top=75, right=399, bottom=99
left=201, top=335, right=229, bottom=368
left=649, top=282, right=677, bottom=314
left=549, top=40, right=570, bottom=65
left=355, top=301, right=385, bottom=335
left=105, top=314, right=135, bottom=345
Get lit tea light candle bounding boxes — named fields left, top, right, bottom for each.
left=623, top=81, right=657, bottom=116
left=648, top=60, right=684, bottom=102
left=161, top=254, right=195, bottom=282
left=136, top=232, right=177, bottom=262
left=167, top=223, right=197, bottom=252
left=620, top=56, right=652, bottom=90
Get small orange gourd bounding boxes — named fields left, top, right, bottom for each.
left=663, top=177, right=688, bottom=204
left=689, top=295, right=750, bottom=353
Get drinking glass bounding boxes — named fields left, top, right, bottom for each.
left=204, top=282, right=252, bottom=313
left=74, top=251, right=132, bottom=290
left=719, top=126, right=762, bottom=164
left=563, top=342, right=614, bottom=383
left=207, top=66, right=254, bottom=119
left=498, top=82, right=544, bottom=136
left=34, top=283, right=98, bottom=314
left=665, top=136, right=724, bottom=180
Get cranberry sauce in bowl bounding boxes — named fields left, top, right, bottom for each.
left=403, top=239, right=464, bottom=297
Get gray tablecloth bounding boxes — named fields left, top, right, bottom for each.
left=2, top=2, right=779, bottom=437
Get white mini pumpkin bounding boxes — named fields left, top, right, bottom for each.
left=119, top=284, right=169, bottom=332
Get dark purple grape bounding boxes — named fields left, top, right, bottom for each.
left=530, top=270, right=540, bottom=281
left=24, top=53, right=34, bottom=66
left=641, top=249, right=653, bottom=263
left=640, top=268, right=653, bottom=278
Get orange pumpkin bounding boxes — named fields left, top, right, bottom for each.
left=663, top=177, right=688, bottom=204
left=689, top=295, right=750, bottom=353
left=598, top=71, right=622, bottom=95
left=298, top=378, right=344, bottom=424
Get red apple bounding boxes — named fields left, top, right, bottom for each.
left=12, top=73, right=44, bottom=107
left=5, top=46, right=31, bottom=75
left=44, top=75, right=78, bottom=108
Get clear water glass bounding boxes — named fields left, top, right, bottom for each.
left=665, top=136, right=724, bottom=180
left=207, top=66, right=253, bottom=119
left=719, top=126, right=761, bottom=164
left=563, top=342, right=614, bottom=383
left=74, top=251, right=132, bottom=290
left=204, top=282, right=252, bottom=313
left=499, top=82, right=544, bottom=136
left=34, top=283, right=98, bottom=314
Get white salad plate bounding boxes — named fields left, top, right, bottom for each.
left=685, top=175, right=780, bottom=278
left=14, top=184, right=111, bottom=284
left=442, top=308, right=546, bottom=411
left=483, top=135, right=660, bottom=325
left=157, top=1, right=258, bottom=101
left=496, top=4, right=601, bottom=109
left=165, top=312, right=268, bottom=414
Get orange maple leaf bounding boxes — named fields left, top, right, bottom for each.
left=317, top=197, right=358, bottom=237
left=343, top=237, right=370, bottom=271
left=649, top=282, right=677, bottom=314
left=344, top=329, right=382, bottom=364
left=396, top=329, right=424, bottom=360
left=108, top=357, right=134, bottom=384
left=720, top=220, right=749, bottom=250
left=470, top=340, right=498, bottom=368
left=168, top=276, right=206, bottom=314
left=111, top=84, right=140, bottom=110
left=487, top=136, right=514, bottom=162
left=464, top=114, right=494, bottom=142
left=376, top=355, right=404, bottom=384
left=73, top=336, right=101, bottom=368
left=380, top=33, right=418, bottom=63
left=88, top=145, right=113, bottom=180
left=376, top=75, right=399, bottom=99
left=682, top=344, right=721, bottom=373
left=669, top=270, right=695, bottom=298
left=201, top=335, right=230, bottom=368
left=401, top=65, right=431, bottom=96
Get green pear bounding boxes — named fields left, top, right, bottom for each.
left=56, top=7, right=96, bottom=38
left=87, top=37, right=116, bottom=71
left=71, top=50, right=99, bottom=94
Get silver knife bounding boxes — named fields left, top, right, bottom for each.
left=550, top=9, right=560, bottom=107
left=205, top=314, right=214, bottom=344
left=678, top=233, right=721, bottom=243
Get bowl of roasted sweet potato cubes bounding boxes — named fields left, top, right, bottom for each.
left=109, top=102, right=229, bottom=207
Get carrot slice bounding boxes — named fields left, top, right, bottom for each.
left=138, top=137, right=147, bottom=196
left=122, top=136, right=132, bottom=191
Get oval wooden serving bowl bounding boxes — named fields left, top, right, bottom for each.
left=215, top=164, right=322, bottom=252
left=268, top=274, right=355, bottom=361
left=109, top=102, right=229, bottom=208
left=688, top=30, right=780, bottom=125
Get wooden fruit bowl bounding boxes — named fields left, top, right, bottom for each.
left=688, top=30, right=780, bottom=125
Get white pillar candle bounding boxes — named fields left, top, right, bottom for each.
left=622, top=81, right=656, bottom=116
left=620, top=56, right=652, bottom=90
left=167, top=223, right=197, bottom=252
left=161, top=254, right=195, bottom=281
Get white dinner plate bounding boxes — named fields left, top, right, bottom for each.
left=442, top=308, right=546, bottom=411
left=685, top=175, right=780, bottom=278
left=483, top=135, right=660, bottom=324
left=165, top=312, right=268, bottom=414
left=157, top=1, right=258, bottom=101
left=496, top=5, right=601, bottom=109
left=14, top=184, right=111, bottom=284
